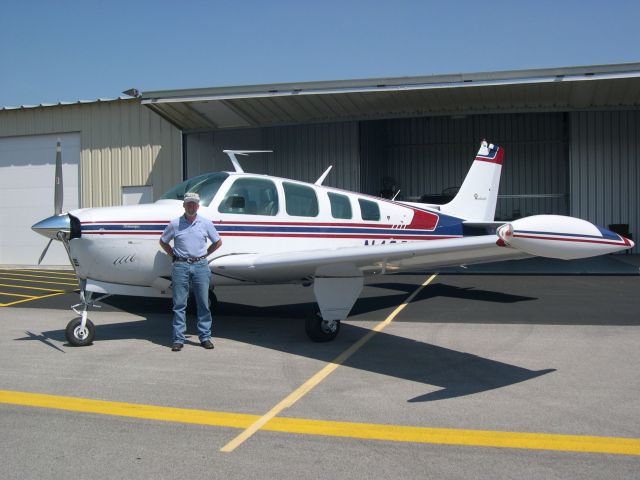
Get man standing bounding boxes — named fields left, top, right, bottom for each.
left=159, top=192, right=222, bottom=351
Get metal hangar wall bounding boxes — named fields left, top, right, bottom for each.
left=0, top=98, right=181, bottom=265
left=144, top=63, right=640, bottom=253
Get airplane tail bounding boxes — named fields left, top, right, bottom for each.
left=439, top=140, right=503, bottom=221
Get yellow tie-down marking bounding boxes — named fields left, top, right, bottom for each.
left=0, top=270, right=78, bottom=307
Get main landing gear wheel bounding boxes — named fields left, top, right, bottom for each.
left=305, top=312, right=340, bottom=342
left=65, top=317, right=95, bottom=347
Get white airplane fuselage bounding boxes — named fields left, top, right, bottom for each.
left=67, top=173, right=460, bottom=294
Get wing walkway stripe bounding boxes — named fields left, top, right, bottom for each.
left=0, top=389, right=638, bottom=456
left=220, top=273, right=439, bottom=452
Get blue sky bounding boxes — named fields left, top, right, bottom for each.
left=1, top=0, right=639, bottom=107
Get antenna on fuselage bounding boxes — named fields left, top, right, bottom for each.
left=314, top=165, right=333, bottom=185
left=223, top=150, right=273, bottom=173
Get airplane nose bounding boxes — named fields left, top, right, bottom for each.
left=32, top=214, right=70, bottom=239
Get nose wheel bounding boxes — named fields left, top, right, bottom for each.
left=66, top=289, right=107, bottom=346
left=65, top=317, right=95, bottom=346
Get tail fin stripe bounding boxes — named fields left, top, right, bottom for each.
left=475, top=146, right=504, bottom=165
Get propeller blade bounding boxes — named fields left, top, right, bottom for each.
left=54, top=140, right=63, bottom=215
left=38, top=239, right=54, bottom=265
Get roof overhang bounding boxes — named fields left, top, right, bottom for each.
left=140, top=63, right=640, bottom=132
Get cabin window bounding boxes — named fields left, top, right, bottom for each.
left=283, top=182, right=319, bottom=217
left=218, top=178, right=278, bottom=216
left=159, top=172, right=229, bottom=206
left=358, top=198, right=380, bottom=221
left=328, top=192, right=352, bottom=219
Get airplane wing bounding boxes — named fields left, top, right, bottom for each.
left=210, top=235, right=530, bottom=283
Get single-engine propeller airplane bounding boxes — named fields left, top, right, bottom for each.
left=32, top=140, right=634, bottom=346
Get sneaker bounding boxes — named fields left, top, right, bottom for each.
left=171, top=343, right=183, bottom=351
left=201, top=340, right=214, bottom=349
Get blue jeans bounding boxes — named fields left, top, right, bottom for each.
left=171, top=259, right=212, bottom=344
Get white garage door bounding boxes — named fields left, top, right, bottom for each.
left=0, top=133, right=80, bottom=266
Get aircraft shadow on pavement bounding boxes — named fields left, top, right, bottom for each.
left=30, top=283, right=554, bottom=403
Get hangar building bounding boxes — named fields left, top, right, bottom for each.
left=1, top=62, right=639, bottom=265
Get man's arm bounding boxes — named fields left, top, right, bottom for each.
left=159, top=239, right=174, bottom=257
left=206, top=239, right=222, bottom=256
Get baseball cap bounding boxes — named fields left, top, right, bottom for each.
left=183, top=192, right=200, bottom=204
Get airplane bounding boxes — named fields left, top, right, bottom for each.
left=32, top=140, right=634, bottom=346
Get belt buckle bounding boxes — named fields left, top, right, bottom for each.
left=187, top=257, right=195, bottom=264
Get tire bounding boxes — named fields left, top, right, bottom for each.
left=65, top=317, right=95, bottom=347
left=305, top=312, right=340, bottom=342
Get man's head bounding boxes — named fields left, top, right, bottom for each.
left=183, top=192, right=200, bottom=217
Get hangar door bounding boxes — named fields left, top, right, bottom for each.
left=0, top=133, right=80, bottom=266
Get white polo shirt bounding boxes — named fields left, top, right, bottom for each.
left=161, top=214, right=220, bottom=258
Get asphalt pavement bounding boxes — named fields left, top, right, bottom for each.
left=0, top=271, right=639, bottom=479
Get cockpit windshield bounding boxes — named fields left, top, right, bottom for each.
left=159, top=172, right=229, bottom=206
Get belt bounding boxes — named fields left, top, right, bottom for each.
left=173, top=256, right=207, bottom=264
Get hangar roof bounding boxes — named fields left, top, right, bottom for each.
left=140, top=63, right=640, bottom=131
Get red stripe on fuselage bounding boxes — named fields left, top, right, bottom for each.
left=81, top=231, right=459, bottom=240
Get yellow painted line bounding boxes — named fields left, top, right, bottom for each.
left=0, top=390, right=257, bottom=429
left=0, top=283, right=64, bottom=292
left=0, top=276, right=78, bottom=286
left=15, top=269, right=76, bottom=277
left=264, top=417, right=640, bottom=456
left=0, top=291, right=36, bottom=298
left=0, top=271, right=78, bottom=281
left=0, top=292, right=67, bottom=307
left=1, top=389, right=638, bottom=456
left=220, top=273, right=439, bottom=453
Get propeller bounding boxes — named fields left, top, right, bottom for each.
left=36, top=139, right=64, bottom=265
left=38, top=239, right=53, bottom=265
left=54, top=139, right=63, bottom=215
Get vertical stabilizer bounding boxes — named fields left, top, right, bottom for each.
left=440, top=141, right=503, bottom=221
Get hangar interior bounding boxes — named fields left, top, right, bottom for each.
left=185, top=113, right=571, bottom=222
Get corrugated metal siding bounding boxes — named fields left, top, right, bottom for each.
left=263, top=123, right=360, bottom=190
left=570, top=110, right=640, bottom=252
left=186, top=122, right=361, bottom=191
left=360, top=113, right=568, bottom=220
left=0, top=99, right=181, bottom=207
